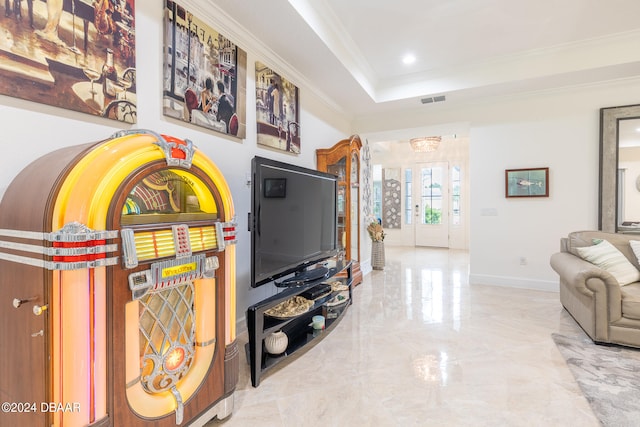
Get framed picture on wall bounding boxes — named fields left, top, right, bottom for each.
left=505, top=167, right=549, bottom=198
left=163, top=1, right=247, bottom=138
left=0, top=0, right=137, bottom=123
left=255, top=61, right=300, bottom=154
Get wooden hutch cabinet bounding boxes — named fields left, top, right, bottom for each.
left=317, top=135, right=363, bottom=286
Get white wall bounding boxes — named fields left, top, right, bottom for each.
left=468, top=82, right=640, bottom=291
left=0, top=2, right=351, bottom=329
left=469, top=106, right=596, bottom=290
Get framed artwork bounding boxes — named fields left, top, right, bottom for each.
left=0, top=0, right=137, bottom=123
left=505, top=167, right=549, bottom=198
left=255, top=62, right=300, bottom=154
left=163, top=1, right=247, bottom=138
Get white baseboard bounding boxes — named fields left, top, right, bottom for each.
left=360, top=258, right=372, bottom=276
left=469, top=273, right=559, bottom=292
left=236, top=316, right=247, bottom=336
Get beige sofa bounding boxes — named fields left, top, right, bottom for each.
left=551, top=230, right=640, bottom=348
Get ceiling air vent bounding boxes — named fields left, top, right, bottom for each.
left=421, top=95, right=446, bottom=104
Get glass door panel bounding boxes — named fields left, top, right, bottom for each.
left=415, top=162, right=449, bottom=247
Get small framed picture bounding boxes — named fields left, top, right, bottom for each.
left=505, top=168, right=549, bottom=198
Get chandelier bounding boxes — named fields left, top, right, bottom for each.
left=409, top=136, right=441, bottom=152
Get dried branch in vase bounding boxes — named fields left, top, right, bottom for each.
left=367, top=222, right=385, bottom=242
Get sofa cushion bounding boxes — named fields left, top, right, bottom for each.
left=576, top=240, right=640, bottom=286
left=629, top=240, right=640, bottom=264
left=567, top=231, right=640, bottom=269
left=621, top=284, right=640, bottom=320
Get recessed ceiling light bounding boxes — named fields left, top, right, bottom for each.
left=402, top=54, right=416, bottom=65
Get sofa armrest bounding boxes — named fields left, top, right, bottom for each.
left=550, top=252, right=622, bottom=320
left=560, top=237, right=568, bottom=253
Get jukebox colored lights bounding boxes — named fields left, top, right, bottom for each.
left=164, top=347, right=186, bottom=372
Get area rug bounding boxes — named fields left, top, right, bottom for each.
left=552, top=333, right=640, bottom=426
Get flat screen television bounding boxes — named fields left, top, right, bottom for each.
left=250, top=156, right=338, bottom=287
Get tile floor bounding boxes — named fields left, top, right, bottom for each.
left=211, top=246, right=599, bottom=426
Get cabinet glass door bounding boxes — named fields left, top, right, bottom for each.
left=350, top=151, right=359, bottom=261
left=328, top=157, right=347, bottom=257
left=337, top=184, right=346, bottom=255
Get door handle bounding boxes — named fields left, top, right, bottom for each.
left=31, top=330, right=44, bottom=338
left=33, top=305, right=48, bottom=316
left=12, top=297, right=37, bottom=309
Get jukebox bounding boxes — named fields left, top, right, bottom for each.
left=0, top=130, right=239, bottom=426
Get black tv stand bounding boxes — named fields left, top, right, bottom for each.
left=246, top=260, right=352, bottom=386
left=275, top=266, right=329, bottom=287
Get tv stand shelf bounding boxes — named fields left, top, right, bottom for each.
left=246, top=260, right=353, bottom=387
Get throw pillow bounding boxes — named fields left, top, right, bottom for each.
left=629, top=240, right=640, bottom=264
left=576, top=239, right=640, bottom=286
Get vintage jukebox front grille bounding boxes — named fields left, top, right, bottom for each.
left=139, top=284, right=195, bottom=394
left=127, top=253, right=218, bottom=424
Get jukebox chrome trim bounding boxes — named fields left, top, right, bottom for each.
left=112, top=129, right=195, bottom=168
left=171, top=386, right=184, bottom=425
left=203, top=256, right=219, bottom=278
left=215, top=219, right=238, bottom=252
left=47, top=221, right=119, bottom=242
left=195, top=337, right=217, bottom=347
left=0, top=222, right=119, bottom=271
left=0, top=222, right=119, bottom=242
left=151, top=255, right=204, bottom=290
left=128, top=270, right=154, bottom=300
left=127, top=255, right=220, bottom=300
left=161, top=137, right=195, bottom=169
left=0, top=240, right=118, bottom=256
left=121, top=228, right=138, bottom=269
left=0, top=252, right=119, bottom=270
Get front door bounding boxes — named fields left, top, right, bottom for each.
left=0, top=261, right=48, bottom=426
left=414, top=162, right=449, bottom=247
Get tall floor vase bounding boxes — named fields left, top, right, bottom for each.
left=371, top=241, right=385, bottom=270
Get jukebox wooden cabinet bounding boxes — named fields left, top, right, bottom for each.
left=316, top=135, right=363, bottom=286
left=0, top=130, right=239, bottom=427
